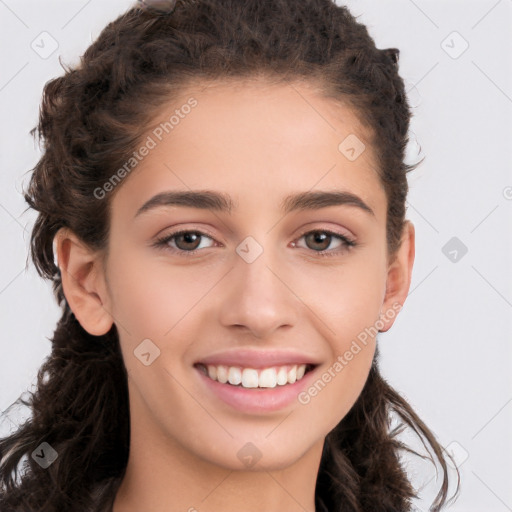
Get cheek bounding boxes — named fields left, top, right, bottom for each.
left=294, top=253, right=385, bottom=417
left=108, top=242, right=213, bottom=332
left=106, top=251, right=222, bottom=383
left=296, top=249, right=388, bottom=333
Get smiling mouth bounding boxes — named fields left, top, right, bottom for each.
left=194, top=362, right=317, bottom=389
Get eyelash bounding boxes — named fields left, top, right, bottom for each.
left=152, top=228, right=357, bottom=258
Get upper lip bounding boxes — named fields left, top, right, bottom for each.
left=195, top=349, right=322, bottom=369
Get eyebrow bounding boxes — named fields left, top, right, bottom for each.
left=133, top=189, right=375, bottom=219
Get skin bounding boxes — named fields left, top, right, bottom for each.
left=54, top=78, right=415, bottom=512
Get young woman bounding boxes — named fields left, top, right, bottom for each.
left=0, top=0, right=460, bottom=510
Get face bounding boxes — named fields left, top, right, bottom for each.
left=58, top=78, right=413, bottom=472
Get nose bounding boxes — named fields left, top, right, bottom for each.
left=217, top=242, right=299, bottom=339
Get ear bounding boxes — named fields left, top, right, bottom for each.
left=53, top=227, right=114, bottom=336
left=379, top=221, right=415, bottom=333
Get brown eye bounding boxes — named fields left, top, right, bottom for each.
left=304, top=232, right=333, bottom=252
left=153, top=230, right=216, bottom=254
left=173, top=232, right=203, bottom=251
left=293, top=229, right=356, bottom=257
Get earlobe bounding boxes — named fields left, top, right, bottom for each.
left=379, top=221, right=415, bottom=333
left=54, top=227, right=114, bottom=336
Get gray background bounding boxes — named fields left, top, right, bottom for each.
left=0, top=1, right=511, bottom=510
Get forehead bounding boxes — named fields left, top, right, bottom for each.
left=173, top=76, right=372, bottom=147
left=110, top=78, right=384, bottom=220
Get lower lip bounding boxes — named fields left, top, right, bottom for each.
left=195, top=365, right=318, bottom=414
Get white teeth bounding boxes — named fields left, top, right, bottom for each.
left=207, top=365, right=217, bottom=381
left=228, top=367, right=242, bottom=386
left=216, top=365, right=228, bottom=384
left=276, top=366, right=288, bottom=385
left=259, top=368, right=277, bottom=388
left=199, top=363, right=311, bottom=388
left=241, top=368, right=259, bottom=388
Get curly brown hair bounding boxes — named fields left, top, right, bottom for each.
left=0, top=0, right=460, bottom=510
